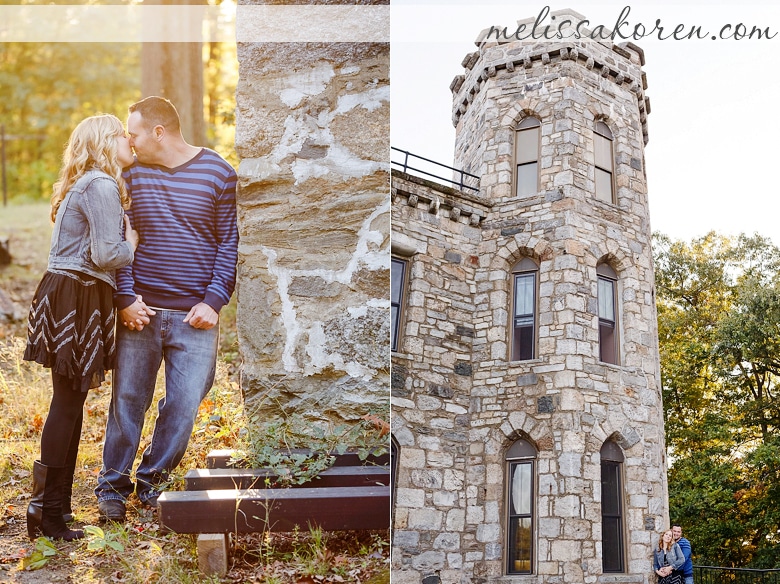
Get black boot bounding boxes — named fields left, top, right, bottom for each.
left=61, top=422, right=80, bottom=523
left=26, top=461, right=44, bottom=539
left=26, top=461, right=83, bottom=541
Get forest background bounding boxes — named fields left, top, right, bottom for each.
left=3, top=0, right=780, bottom=572
left=0, top=0, right=237, bottom=205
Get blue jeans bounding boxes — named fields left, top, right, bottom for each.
left=684, top=577, right=694, bottom=584
left=95, top=309, right=218, bottom=503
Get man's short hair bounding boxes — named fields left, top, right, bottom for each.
left=129, top=96, right=181, bottom=132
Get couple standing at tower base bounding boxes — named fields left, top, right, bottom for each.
left=654, top=525, right=694, bottom=584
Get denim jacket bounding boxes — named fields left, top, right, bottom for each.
left=47, top=169, right=134, bottom=289
left=653, top=542, right=685, bottom=572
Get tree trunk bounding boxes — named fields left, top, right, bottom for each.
left=140, top=0, right=206, bottom=146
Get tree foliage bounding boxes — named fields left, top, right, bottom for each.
left=0, top=0, right=237, bottom=203
left=0, top=41, right=141, bottom=201
left=656, top=232, right=780, bottom=567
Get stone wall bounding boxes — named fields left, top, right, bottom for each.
left=234, top=37, right=390, bottom=425
left=392, top=10, right=668, bottom=584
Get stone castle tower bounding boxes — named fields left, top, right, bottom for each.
left=391, top=10, right=668, bottom=584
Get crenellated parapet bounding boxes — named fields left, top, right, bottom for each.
left=451, top=10, right=651, bottom=146
left=391, top=169, right=491, bottom=228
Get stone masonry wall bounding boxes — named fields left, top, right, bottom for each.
left=235, top=40, right=389, bottom=424
left=391, top=172, right=488, bottom=583
left=392, top=10, right=668, bottom=584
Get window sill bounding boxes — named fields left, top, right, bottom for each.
left=598, top=360, right=624, bottom=370
left=592, top=195, right=625, bottom=212
left=508, top=358, right=544, bottom=366
left=597, top=575, right=643, bottom=583
left=493, top=576, right=539, bottom=583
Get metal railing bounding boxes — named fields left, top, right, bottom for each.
left=391, top=147, right=480, bottom=193
left=695, top=565, right=780, bottom=583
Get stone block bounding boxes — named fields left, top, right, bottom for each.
left=445, top=508, right=466, bottom=531
left=554, top=495, right=581, bottom=518
left=446, top=554, right=464, bottom=569
left=433, top=490, right=458, bottom=507
left=393, top=530, right=420, bottom=548
left=407, top=507, right=444, bottom=530
left=476, top=523, right=501, bottom=543
left=411, top=551, right=446, bottom=572
left=411, top=469, right=443, bottom=489
left=433, top=532, right=461, bottom=551
left=400, top=448, right=426, bottom=469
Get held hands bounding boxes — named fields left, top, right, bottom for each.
left=124, top=215, right=140, bottom=252
left=183, top=302, right=218, bottom=330
left=656, top=566, right=673, bottom=577
left=119, top=295, right=156, bottom=331
left=120, top=299, right=217, bottom=331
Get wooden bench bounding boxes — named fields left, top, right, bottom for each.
left=157, top=449, right=390, bottom=575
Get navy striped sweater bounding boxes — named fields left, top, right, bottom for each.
left=115, top=148, right=238, bottom=312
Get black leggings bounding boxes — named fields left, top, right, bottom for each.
left=39, top=372, right=87, bottom=468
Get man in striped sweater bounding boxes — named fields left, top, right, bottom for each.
left=95, top=97, right=238, bottom=521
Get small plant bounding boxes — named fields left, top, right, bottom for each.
left=19, top=536, right=57, bottom=570
left=84, top=525, right=126, bottom=554
left=294, top=525, right=335, bottom=578
left=233, top=397, right=390, bottom=487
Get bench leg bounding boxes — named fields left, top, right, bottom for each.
left=198, top=533, right=229, bottom=576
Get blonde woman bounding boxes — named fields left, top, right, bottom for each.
left=23, top=114, right=139, bottom=541
left=653, top=529, right=684, bottom=584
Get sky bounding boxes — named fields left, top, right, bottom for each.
left=390, top=2, right=780, bottom=245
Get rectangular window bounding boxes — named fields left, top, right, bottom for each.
left=391, top=258, right=406, bottom=352
left=508, top=461, right=533, bottom=574
left=594, top=126, right=614, bottom=203
left=512, top=272, right=535, bottom=361
left=601, top=461, right=624, bottom=572
left=515, top=118, right=540, bottom=197
left=598, top=276, right=617, bottom=364
left=595, top=167, right=613, bottom=202
left=516, top=162, right=538, bottom=198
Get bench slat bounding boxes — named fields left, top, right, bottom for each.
left=206, top=449, right=390, bottom=469
left=184, top=466, right=390, bottom=490
left=158, top=486, right=390, bottom=533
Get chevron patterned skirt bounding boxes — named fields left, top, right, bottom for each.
left=23, top=269, right=116, bottom=392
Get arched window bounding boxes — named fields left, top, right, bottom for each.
left=594, top=121, right=615, bottom=203
left=506, top=439, right=536, bottom=574
left=511, top=258, right=538, bottom=361
left=597, top=263, right=618, bottom=364
left=601, top=441, right=625, bottom=573
left=515, top=117, right=540, bottom=197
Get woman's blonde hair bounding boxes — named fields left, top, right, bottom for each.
left=658, top=529, right=673, bottom=551
left=50, top=114, right=131, bottom=222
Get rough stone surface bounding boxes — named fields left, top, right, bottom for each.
left=392, top=10, right=668, bottom=584
left=236, top=26, right=389, bottom=424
